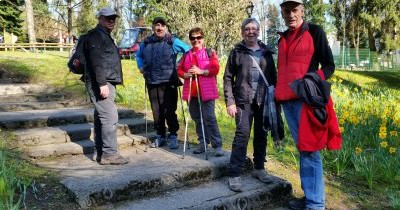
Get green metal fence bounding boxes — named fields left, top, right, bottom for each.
left=333, top=48, right=400, bottom=71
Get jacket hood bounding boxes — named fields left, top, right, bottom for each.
left=233, top=40, right=273, bottom=54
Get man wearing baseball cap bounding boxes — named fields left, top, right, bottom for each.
left=136, top=17, right=190, bottom=149
left=84, top=7, right=129, bottom=165
left=276, top=1, right=341, bottom=210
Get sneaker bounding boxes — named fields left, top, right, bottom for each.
left=214, top=147, right=224, bottom=157
left=150, top=136, right=166, bottom=148
left=193, top=145, right=206, bottom=154
left=100, top=154, right=129, bottom=165
left=228, top=176, right=242, bottom=192
left=288, top=197, right=306, bottom=210
left=251, top=169, right=273, bottom=184
left=168, top=134, right=179, bottom=149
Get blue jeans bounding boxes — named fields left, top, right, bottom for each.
left=282, top=100, right=325, bottom=210
left=189, top=99, right=222, bottom=149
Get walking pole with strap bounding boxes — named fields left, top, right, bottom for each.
left=144, top=82, right=150, bottom=152
left=194, top=74, right=208, bottom=160
left=182, top=76, right=193, bottom=159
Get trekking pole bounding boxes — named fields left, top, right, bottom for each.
left=182, top=76, right=193, bottom=159
left=195, top=75, right=208, bottom=160
left=144, top=83, right=149, bottom=152
left=178, top=86, right=191, bottom=150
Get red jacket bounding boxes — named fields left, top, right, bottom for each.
left=298, top=98, right=342, bottom=151
left=277, top=22, right=342, bottom=151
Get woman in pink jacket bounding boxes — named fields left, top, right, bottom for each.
left=177, top=27, right=223, bottom=157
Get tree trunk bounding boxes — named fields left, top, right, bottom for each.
left=25, top=0, right=36, bottom=51
left=67, top=0, right=73, bottom=44
left=367, top=28, right=376, bottom=51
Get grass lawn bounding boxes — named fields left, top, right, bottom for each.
left=0, top=51, right=399, bottom=209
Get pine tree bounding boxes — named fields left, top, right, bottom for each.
left=0, top=0, right=25, bottom=39
left=76, top=1, right=96, bottom=35
left=266, top=3, right=281, bottom=52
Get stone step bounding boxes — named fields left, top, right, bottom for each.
left=0, top=93, right=66, bottom=103
left=34, top=146, right=255, bottom=209
left=110, top=174, right=291, bottom=210
left=24, top=134, right=149, bottom=159
left=13, top=118, right=153, bottom=146
left=0, top=107, right=143, bottom=129
left=0, top=84, right=57, bottom=95
left=0, top=100, right=90, bottom=112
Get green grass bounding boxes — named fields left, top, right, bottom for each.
left=1, top=51, right=400, bottom=209
left=0, top=131, right=51, bottom=209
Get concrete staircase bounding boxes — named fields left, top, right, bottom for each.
left=0, top=82, right=292, bottom=210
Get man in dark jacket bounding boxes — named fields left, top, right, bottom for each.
left=223, top=18, right=283, bottom=192
left=136, top=17, right=190, bottom=149
left=277, top=1, right=341, bottom=209
left=84, top=7, right=128, bottom=165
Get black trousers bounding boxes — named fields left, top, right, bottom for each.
left=147, top=84, right=179, bottom=137
left=228, top=103, right=268, bottom=177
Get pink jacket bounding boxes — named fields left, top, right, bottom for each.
left=179, top=48, right=219, bottom=102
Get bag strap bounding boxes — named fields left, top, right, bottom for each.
left=249, top=55, right=270, bottom=87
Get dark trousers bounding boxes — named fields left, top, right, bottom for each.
left=189, top=99, right=222, bottom=148
left=147, top=84, right=179, bottom=137
left=229, top=103, right=267, bottom=177
left=86, top=82, right=118, bottom=156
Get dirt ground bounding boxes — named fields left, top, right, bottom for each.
left=22, top=174, right=80, bottom=210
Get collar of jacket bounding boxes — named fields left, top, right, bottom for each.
left=148, top=33, right=172, bottom=42
left=279, top=21, right=309, bottom=40
left=234, top=40, right=273, bottom=54
left=96, top=24, right=112, bottom=36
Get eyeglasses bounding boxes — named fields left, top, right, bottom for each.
left=189, top=36, right=203, bottom=41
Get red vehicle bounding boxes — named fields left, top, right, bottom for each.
left=118, top=27, right=152, bottom=59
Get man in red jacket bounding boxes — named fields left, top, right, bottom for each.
left=277, top=1, right=342, bottom=210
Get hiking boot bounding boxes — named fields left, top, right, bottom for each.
left=193, top=145, right=206, bottom=154
left=228, top=176, right=242, bottom=192
left=168, top=134, right=179, bottom=149
left=251, top=169, right=273, bottom=184
left=214, top=147, right=224, bottom=157
left=150, top=136, right=166, bottom=148
left=100, top=154, right=129, bottom=165
left=288, top=197, right=306, bottom=210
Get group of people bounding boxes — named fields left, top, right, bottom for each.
left=82, top=0, right=342, bottom=209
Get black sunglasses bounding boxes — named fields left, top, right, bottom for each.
left=189, top=36, right=203, bottom=41
left=104, top=16, right=117, bottom=21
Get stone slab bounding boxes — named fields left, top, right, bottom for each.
left=0, top=93, right=65, bottom=103
left=0, top=100, right=90, bottom=111
left=35, top=146, right=253, bottom=208
left=111, top=174, right=292, bottom=210
left=0, top=107, right=142, bottom=129
left=13, top=118, right=153, bottom=146
left=25, top=135, right=137, bottom=158
left=0, top=84, right=56, bottom=95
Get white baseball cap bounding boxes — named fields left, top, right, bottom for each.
left=280, top=0, right=303, bottom=6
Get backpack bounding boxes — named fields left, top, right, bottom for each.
left=67, top=34, right=88, bottom=74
